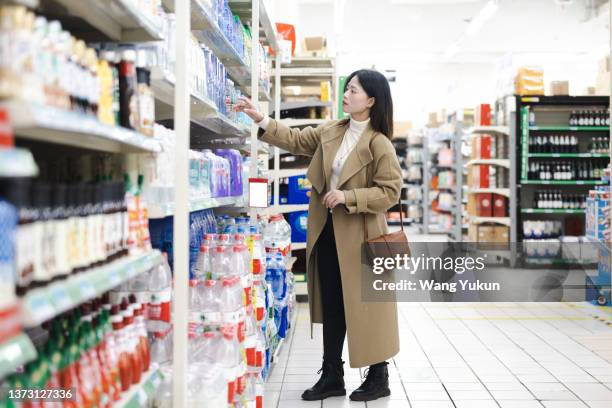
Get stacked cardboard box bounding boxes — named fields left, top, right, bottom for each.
left=468, top=224, right=509, bottom=243
left=515, top=66, right=545, bottom=95
left=549, top=81, right=569, bottom=96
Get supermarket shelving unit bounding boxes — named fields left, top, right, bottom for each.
left=0, top=1, right=283, bottom=406
left=266, top=56, right=336, bottom=300
left=404, top=132, right=424, bottom=227
left=515, top=95, right=609, bottom=270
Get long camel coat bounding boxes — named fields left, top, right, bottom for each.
left=259, top=117, right=402, bottom=368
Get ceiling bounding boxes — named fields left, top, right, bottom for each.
left=284, top=0, right=610, bottom=69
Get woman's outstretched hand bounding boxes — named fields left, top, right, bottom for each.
left=235, top=97, right=265, bottom=123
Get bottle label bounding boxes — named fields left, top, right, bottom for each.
left=15, top=224, right=34, bottom=287
left=148, top=288, right=172, bottom=322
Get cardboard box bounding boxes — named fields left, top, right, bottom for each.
left=468, top=224, right=507, bottom=243
left=489, top=226, right=509, bottom=243
left=585, top=86, right=597, bottom=96
left=302, top=36, right=326, bottom=57
left=476, top=193, right=493, bottom=217
left=469, top=165, right=490, bottom=188
left=549, top=81, right=569, bottom=96
left=428, top=112, right=440, bottom=127
left=518, top=66, right=544, bottom=78
left=475, top=104, right=491, bottom=126
left=493, top=194, right=507, bottom=217
left=471, top=135, right=492, bottom=159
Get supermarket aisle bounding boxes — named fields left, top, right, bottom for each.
left=266, top=301, right=612, bottom=408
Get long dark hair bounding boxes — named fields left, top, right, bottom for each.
left=344, top=69, right=394, bottom=139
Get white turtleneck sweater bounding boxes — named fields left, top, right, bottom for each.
left=256, top=116, right=370, bottom=190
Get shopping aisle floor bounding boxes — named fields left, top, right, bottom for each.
left=265, top=299, right=612, bottom=408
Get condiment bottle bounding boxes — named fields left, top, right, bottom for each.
left=119, top=49, right=138, bottom=130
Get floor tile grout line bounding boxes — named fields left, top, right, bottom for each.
left=417, top=303, right=503, bottom=408
left=506, top=304, right=606, bottom=405
left=455, top=305, right=547, bottom=406
left=484, top=305, right=588, bottom=404
left=397, top=303, right=453, bottom=408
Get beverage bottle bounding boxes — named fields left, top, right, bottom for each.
left=264, top=215, right=291, bottom=260
left=148, top=254, right=173, bottom=333
left=129, top=295, right=150, bottom=373
left=189, top=279, right=203, bottom=312
left=201, top=279, right=221, bottom=326
left=212, top=245, right=232, bottom=279
left=218, top=325, right=239, bottom=404
left=218, top=233, right=231, bottom=247
left=195, top=244, right=212, bottom=280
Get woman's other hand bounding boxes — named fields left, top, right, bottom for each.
left=235, top=97, right=264, bottom=122
left=323, top=190, right=346, bottom=209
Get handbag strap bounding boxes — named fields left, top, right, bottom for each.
left=362, top=134, right=404, bottom=240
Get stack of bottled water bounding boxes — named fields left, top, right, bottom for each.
left=151, top=213, right=295, bottom=406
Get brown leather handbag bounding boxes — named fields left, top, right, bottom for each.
left=364, top=194, right=411, bottom=263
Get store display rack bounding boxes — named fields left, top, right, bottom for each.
left=0, top=333, right=37, bottom=380
left=116, top=364, right=163, bottom=408
left=2, top=101, right=162, bottom=154
left=516, top=96, right=609, bottom=270
left=516, top=96, right=610, bottom=237
left=161, top=0, right=273, bottom=101
left=22, top=250, right=163, bottom=328
left=0, top=0, right=294, bottom=406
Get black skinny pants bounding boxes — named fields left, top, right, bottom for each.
left=316, top=212, right=387, bottom=369
left=316, top=212, right=347, bottom=362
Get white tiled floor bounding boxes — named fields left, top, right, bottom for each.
left=265, top=300, right=612, bottom=408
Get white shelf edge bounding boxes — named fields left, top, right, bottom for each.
left=116, top=364, right=162, bottom=408
left=281, top=119, right=327, bottom=127
left=465, top=159, right=510, bottom=168
left=21, top=250, right=163, bottom=328
left=466, top=188, right=511, bottom=198
left=3, top=101, right=161, bottom=153
left=292, top=242, right=307, bottom=250
left=470, top=216, right=511, bottom=227
left=264, top=204, right=309, bottom=215
left=470, top=126, right=510, bottom=135
left=149, top=196, right=247, bottom=219
left=276, top=168, right=307, bottom=178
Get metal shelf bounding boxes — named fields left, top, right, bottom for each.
left=276, top=168, right=307, bottom=178
left=21, top=250, right=163, bottom=328
left=521, top=180, right=606, bottom=185
left=0, top=148, right=38, bottom=178
left=470, top=126, right=510, bottom=135
left=277, top=67, right=335, bottom=77
left=229, top=0, right=280, bottom=52
left=521, top=208, right=586, bottom=214
left=3, top=101, right=161, bottom=153
left=292, top=242, right=307, bottom=250
left=163, top=0, right=254, bottom=91
left=470, top=216, right=511, bottom=227
left=264, top=204, right=309, bottom=215
left=527, top=153, right=609, bottom=158
left=51, top=0, right=164, bottom=42
left=149, top=196, right=247, bottom=219
left=116, top=365, right=163, bottom=408
left=529, top=126, right=610, bottom=131
left=0, top=333, right=37, bottom=379
left=281, top=118, right=327, bottom=127
left=466, top=159, right=510, bottom=168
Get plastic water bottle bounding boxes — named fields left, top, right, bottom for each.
left=266, top=253, right=285, bottom=301
left=195, top=244, right=212, bottom=280
left=212, top=245, right=231, bottom=279
left=264, top=215, right=291, bottom=260
left=201, top=279, right=221, bottom=326
left=218, top=325, right=240, bottom=404
left=187, top=360, right=226, bottom=407
left=148, top=254, right=173, bottom=332
left=188, top=279, right=203, bottom=312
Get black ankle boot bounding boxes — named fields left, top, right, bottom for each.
left=301, top=359, right=346, bottom=401
left=349, top=361, right=391, bottom=401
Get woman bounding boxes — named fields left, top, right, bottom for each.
left=236, top=69, right=402, bottom=402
